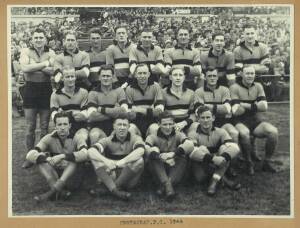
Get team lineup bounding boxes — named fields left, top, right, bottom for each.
left=20, top=23, right=279, bottom=203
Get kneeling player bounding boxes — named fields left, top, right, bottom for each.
left=26, top=112, right=89, bottom=202
left=145, top=112, right=194, bottom=201
left=188, top=106, right=240, bottom=196
left=87, top=117, right=145, bottom=201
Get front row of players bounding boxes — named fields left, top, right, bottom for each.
left=25, top=64, right=278, bottom=201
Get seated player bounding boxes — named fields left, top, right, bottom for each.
left=87, top=117, right=145, bottom=201
left=188, top=106, right=240, bottom=196
left=145, top=112, right=194, bottom=201
left=192, top=67, right=239, bottom=144
left=147, top=67, right=195, bottom=135
left=26, top=112, right=89, bottom=202
left=50, top=66, right=89, bottom=151
left=87, top=65, right=128, bottom=144
left=230, top=65, right=278, bottom=175
left=126, top=63, right=164, bottom=138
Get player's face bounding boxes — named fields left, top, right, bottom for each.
left=114, top=119, right=129, bottom=138
left=170, top=68, right=185, bottom=87
left=177, top=29, right=190, bottom=45
left=100, top=70, right=113, bottom=86
left=32, top=32, right=46, bottom=49
left=212, top=35, right=225, bottom=52
left=115, top=28, right=128, bottom=43
left=205, top=70, right=219, bottom=86
left=244, top=27, right=256, bottom=44
left=198, top=111, right=214, bottom=130
left=242, top=66, right=256, bottom=85
left=135, top=65, right=150, bottom=85
left=160, top=118, right=175, bottom=136
left=64, top=34, right=77, bottom=52
left=55, top=117, right=71, bottom=138
left=140, top=32, right=153, bottom=48
left=90, top=33, right=101, bottom=48
left=62, top=70, right=76, bottom=87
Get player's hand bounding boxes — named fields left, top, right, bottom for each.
left=73, top=112, right=87, bottom=121
left=175, top=121, right=187, bottom=132
left=212, top=155, right=226, bottom=167
left=54, top=72, right=62, bottom=83
left=127, top=111, right=137, bottom=120
left=47, top=154, right=65, bottom=166
left=159, top=152, right=175, bottom=162
left=152, top=108, right=163, bottom=118
left=104, top=159, right=117, bottom=172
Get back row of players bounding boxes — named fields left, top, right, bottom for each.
left=20, top=25, right=278, bottom=201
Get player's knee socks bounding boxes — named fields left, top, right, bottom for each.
left=115, top=167, right=137, bottom=189
left=95, top=167, right=116, bottom=192
left=169, top=157, right=187, bottom=186
left=214, top=161, right=229, bottom=178
left=239, top=136, right=253, bottom=163
left=150, top=160, right=169, bottom=184
left=265, top=133, right=278, bottom=160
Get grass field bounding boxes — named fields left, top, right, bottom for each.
left=11, top=103, right=291, bottom=216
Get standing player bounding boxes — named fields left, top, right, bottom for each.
left=26, top=112, right=89, bottom=202
left=129, top=28, right=166, bottom=83
left=188, top=106, right=240, bottom=196
left=230, top=66, right=278, bottom=174
left=87, top=117, right=145, bottom=201
left=54, top=31, right=91, bottom=90
left=200, top=32, right=236, bottom=86
left=106, top=26, right=135, bottom=86
left=19, top=28, right=55, bottom=168
left=50, top=66, right=89, bottom=152
left=233, top=23, right=271, bottom=75
left=146, top=112, right=194, bottom=201
left=164, top=26, right=202, bottom=90
left=126, top=64, right=164, bottom=138
left=87, top=28, right=107, bottom=88
left=87, top=65, right=128, bottom=145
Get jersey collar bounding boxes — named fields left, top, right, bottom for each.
left=137, top=42, right=155, bottom=51
left=112, top=132, right=131, bottom=142
left=166, top=85, right=187, bottom=99
left=157, top=127, right=176, bottom=139
left=29, top=45, right=50, bottom=57
left=203, top=81, right=220, bottom=92
left=174, top=43, right=192, bottom=50
left=92, top=83, right=118, bottom=92
left=130, top=77, right=155, bottom=95
left=56, top=86, right=80, bottom=98
left=208, top=47, right=225, bottom=57
left=51, top=131, right=72, bottom=139
left=64, top=48, right=79, bottom=56
left=196, top=124, right=216, bottom=135
left=237, top=79, right=255, bottom=89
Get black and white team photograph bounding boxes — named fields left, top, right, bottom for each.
left=9, top=5, right=293, bottom=216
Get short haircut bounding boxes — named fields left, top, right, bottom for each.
left=32, top=28, right=46, bottom=37
left=205, top=66, right=218, bottom=75
left=196, top=105, right=212, bottom=117
left=141, top=27, right=153, bottom=34
left=62, top=65, right=76, bottom=75
left=54, top=111, right=71, bottom=124
left=212, top=32, right=225, bottom=41
left=134, top=63, right=149, bottom=75
left=99, top=64, right=114, bottom=76
left=169, top=66, right=185, bottom=76
left=114, top=116, right=130, bottom=124
left=242, top=65, right=255, bottom=72
left=89, top=28, right=102, bottom=37
left=64, top=30, right=77, bottom=40
left=158, top=111, right=174, bottom=123
left=243, top=23, right=257, bottom=31
left=114, top=26, right=128, bottom=34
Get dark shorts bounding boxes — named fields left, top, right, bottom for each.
left=70, top=121, right=88, bottom=137
left=23, top=81, right=52, bottom=109
left=88, top=121, right=113, bottom=136
left=232, top=114, right=263, bottom=132
left=184, top=80, right=196, bottom=91
left=133, top=115, right=156, bottom=138
left=214, top=117, right=233, bottom=128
